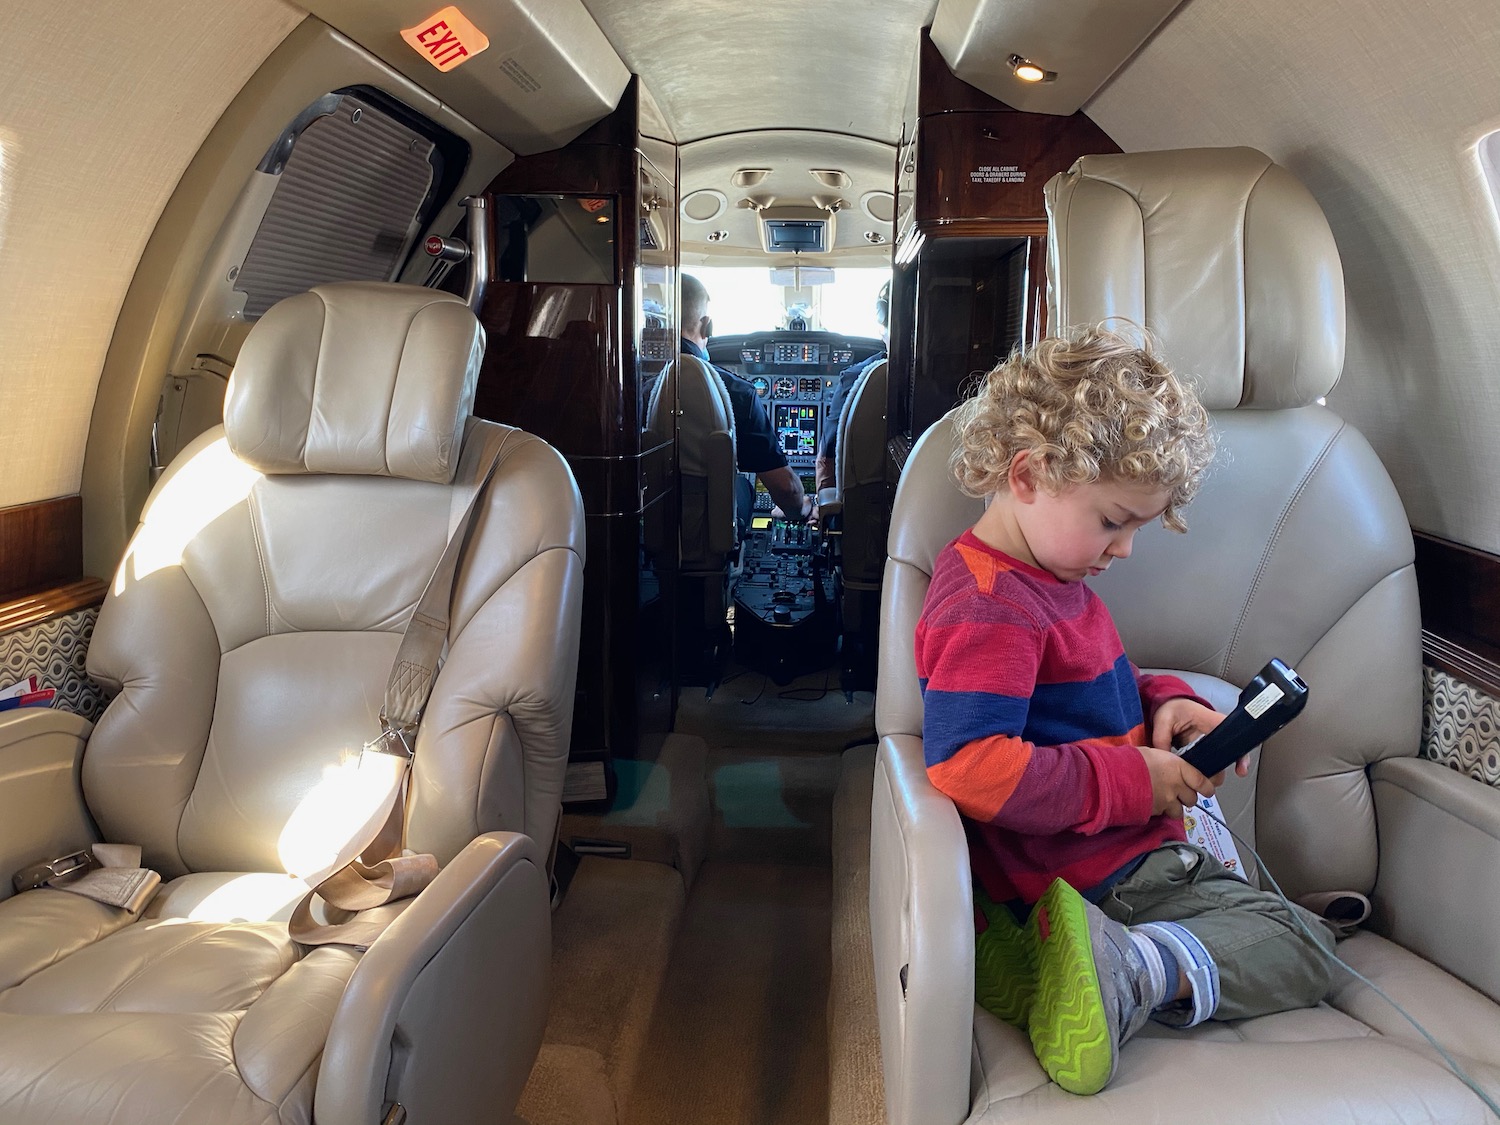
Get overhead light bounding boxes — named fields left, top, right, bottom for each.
left=864, top=231, right=886, bottom=245
left=595, top=215, right=609, bottom=224
left=1009, top=54, right=1056, bottom=83
left=707, top=230, right=729, bottom=242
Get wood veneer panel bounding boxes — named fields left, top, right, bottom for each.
left=1414, top=531, right=1500, bottom=694
left=0, top=578, right=107, bottom=635
left=915, top=111, right=1119, bottom=225
left=911, top=29, right=1119, bottom=227
left=0, top=497, right=83, bottom=602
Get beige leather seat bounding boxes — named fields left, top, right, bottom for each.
left=820, top=359, right=889, bottom=693
left=653, top=352, right=739, bottom=682
left=0, top=282, right=585, bottom=1125
left=668, top=352, right=739, bottom=574
left=863, top=150, right=1500, bottom=1123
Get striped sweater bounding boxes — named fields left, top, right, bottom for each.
left=916, top=530, right=1193, bottom=906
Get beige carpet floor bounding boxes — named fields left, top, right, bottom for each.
left=516, top=856, right=686, bottom=1125
left=676, top=664, right=875, bottom=755
left=522, top=665, right=861, bottom=1125
left=623, top=861, right=833, bottom=1125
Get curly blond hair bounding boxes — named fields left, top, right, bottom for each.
left=950, top=325, right=1215, bottom=532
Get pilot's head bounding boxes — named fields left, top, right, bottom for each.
left=681, top=273, right=712, bottom=346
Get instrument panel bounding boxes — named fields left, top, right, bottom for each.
left=711, top=331, right=884, bottom=472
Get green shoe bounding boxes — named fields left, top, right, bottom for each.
left=973, top=889, right=1035, bottom=1027
left=1025, top=879, right=1113, bottom=1094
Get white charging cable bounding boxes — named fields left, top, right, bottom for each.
left=1195, top=803, right=1500, bottom=1118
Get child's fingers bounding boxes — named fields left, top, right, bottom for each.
left=1150, top=711, right=1175, bottom=750
left=1180, top=761, right=1214, bottom=799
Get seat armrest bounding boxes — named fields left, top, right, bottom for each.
left=870, top=735, right=974, bottom=1125
left=0, top=710, right=96, bottom=903
left=1371, top=756, right=1500, bottom=1003
left=818, top=486, right=842, bottom=509
left=317, top=831, right=551, bottom=1125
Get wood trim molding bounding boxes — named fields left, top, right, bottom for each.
left=0, top=496, right=83, bottom=602
left=0, top=578, right=108, bottom=635
left=1423, top=630, right=1500, bottom=698
left=1413, top=530, right=1500, bottom=695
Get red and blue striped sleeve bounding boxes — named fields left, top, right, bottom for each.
left=918, top=590, right=1154, bottom=835
left=1134, top=664, right=1216, bottom=733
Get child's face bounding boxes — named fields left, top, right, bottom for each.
left=1016, top=476, right=1173, bottom=583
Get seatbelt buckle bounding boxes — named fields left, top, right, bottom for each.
left=367, top=716, right=416, bottom=760
left=13, top=848, right=99, bottom=893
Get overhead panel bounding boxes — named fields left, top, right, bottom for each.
left=679, top=132, right=898, bottom=264
left=929, top=0, right=1186, bottom=117
left=302, top=0, right=630, bottom=153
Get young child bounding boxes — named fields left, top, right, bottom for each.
left=915, top=327, right=1335, bottom=1096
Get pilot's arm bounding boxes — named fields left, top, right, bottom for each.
left=761, top=466, right=812, bottom=522
left=726, top=369, right=814, bottom=521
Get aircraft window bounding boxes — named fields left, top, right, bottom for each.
left=1479, top=131, right=1500, bottom=229
left=689, top=265, right=890, bottom=336
left=234, top=90, right=465, bottom=319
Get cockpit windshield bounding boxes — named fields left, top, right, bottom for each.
left=688, top=265, right=890, bottom=336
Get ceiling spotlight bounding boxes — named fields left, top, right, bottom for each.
left=706, top=230, right=729, bottom=242
left=864, top=231, right=886, bottom=245
left=1009, top=54, right=1056, bottom=83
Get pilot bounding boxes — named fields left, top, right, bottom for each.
left=815, top=280, right=889, bottom=492
left=680, top=273, right=814, bottom=528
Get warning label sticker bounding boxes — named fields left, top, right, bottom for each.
left=970, top=165, right=1026, bottom=184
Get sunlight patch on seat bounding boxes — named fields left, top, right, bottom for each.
left=182, top=873, right=309, bottom=922
left=277, top=748, right=406, bottom=883
left=116, top=437, right=261, bottom=593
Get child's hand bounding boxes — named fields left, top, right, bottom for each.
left=1151, top=697, right=1223, bottom=749
left=1138, top=745, right=1216, bottom=819
left=1151, top=697, right=1251, bottom=782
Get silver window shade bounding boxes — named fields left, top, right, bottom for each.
left=235, top=95, right=436, bottom=319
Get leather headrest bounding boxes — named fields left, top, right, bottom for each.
left=224, top=282, right=483, bottom=482
left=1045, top=148, right=1344, bottom=410
left=672, top=353, right=736, bottom=475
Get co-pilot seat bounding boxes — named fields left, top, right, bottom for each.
left=818, top=359, right=889, bottom=696
left=653, top=351, right=739, bottom=685
left=0, top=282, right=585, bottom=1125
left=862, top=149, right=1500, bottom=1124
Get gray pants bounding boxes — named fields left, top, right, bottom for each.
left=1098, top=844, right=1337, bottom=1022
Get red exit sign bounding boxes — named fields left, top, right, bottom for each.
left=401, top=6, right=490, bottom=73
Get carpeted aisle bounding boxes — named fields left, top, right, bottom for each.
left=518, top=664, right=867, bottom=1125
left=622, top=861, right=833, bottom=1125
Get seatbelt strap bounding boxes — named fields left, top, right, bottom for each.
left=290, top=420, right=512, bottom=949
left=14, top=843, right=161, bottom=914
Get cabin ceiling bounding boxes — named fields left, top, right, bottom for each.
left=1091, top=0, right=1500, bottom=555
left=580, top=0, right=938, bottom=145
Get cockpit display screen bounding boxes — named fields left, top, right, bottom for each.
left=774, top=404, right=819, bottom=457
left=772, top=341, right=824, bottom=365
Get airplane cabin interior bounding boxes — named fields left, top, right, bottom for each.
left=3, top=1, right=1500, bottom=1124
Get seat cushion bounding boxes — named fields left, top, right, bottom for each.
left=967, top=932, right=1499, bottom=1124
left=0, top=875, right=361, bottom=1125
